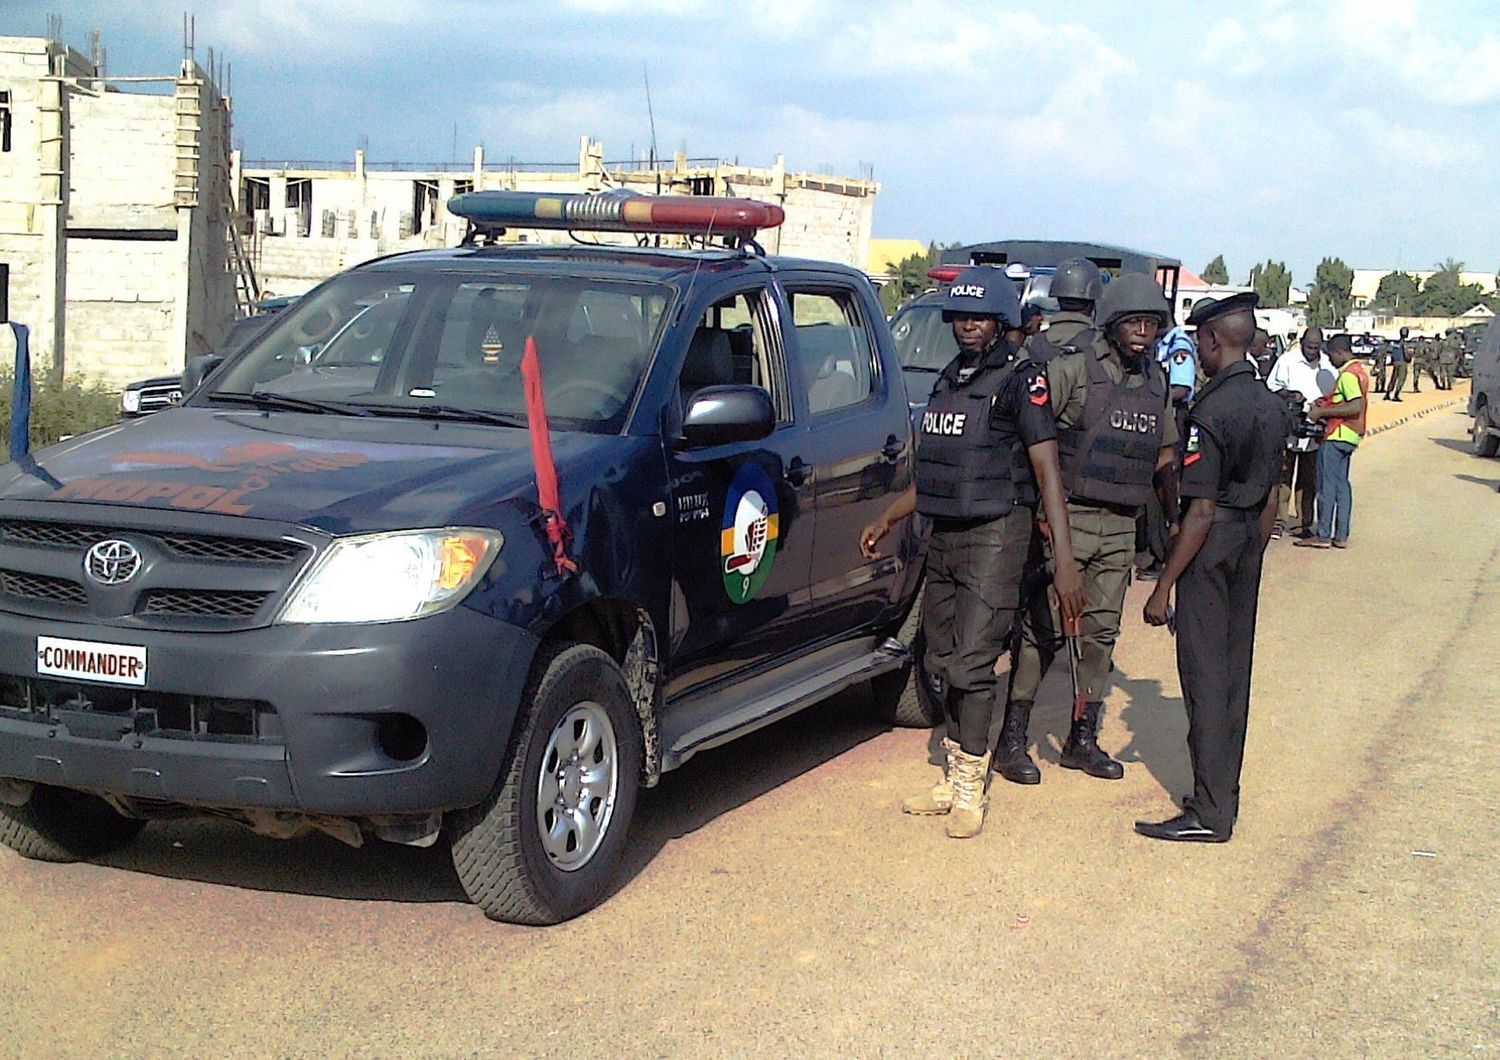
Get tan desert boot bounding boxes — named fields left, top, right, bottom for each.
left=945, top=748, right=990, bottom=838
left=902, top=737, right=959, bottom=815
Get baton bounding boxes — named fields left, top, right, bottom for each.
left=1064, top=614, right=1086, bottom=723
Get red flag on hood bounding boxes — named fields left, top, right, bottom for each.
left=521, top=335, right=578, bottom=576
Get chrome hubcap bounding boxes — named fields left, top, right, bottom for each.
left=535, top=701, right=618, bottom=871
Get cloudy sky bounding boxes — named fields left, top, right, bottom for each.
left=8, top=0, right=1497, bottom=283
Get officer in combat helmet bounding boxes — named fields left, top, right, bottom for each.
left=1138, top=292, right=1289, bottom=842
left=1025, top=257, right=1103, bottom=363
left=1013, top=256, right=1106, bottom=695
left=998, top=273, right=1180, bottom=786
left=861, top=268, right=1085, bottom=839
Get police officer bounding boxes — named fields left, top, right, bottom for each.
left=1138, top=293, right=1289, bottom=842
left=1438, top=331, right=1459, bottom=390
left=998, top=273, right=1180, bottom=785
left=1012, top=257, right=1105, bottom=708
left=1025, top=257, right=1102, bottom=364
left=1384, top=326, right=1410, bottom=401
left=861, top=270, right=1084, bottom=838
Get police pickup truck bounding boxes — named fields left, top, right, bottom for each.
left=0, top=191, right=930, bottom=924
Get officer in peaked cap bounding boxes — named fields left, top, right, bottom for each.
left=861, top=267, right=1084, bottom=839
left=1137, top=290, right=1289, bottom=841
left=999, top=273, right=1181, bottom=787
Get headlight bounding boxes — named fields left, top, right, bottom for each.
left=121, top=389, right=142, bottom=414
left=277, top=528, right=503, bottom=624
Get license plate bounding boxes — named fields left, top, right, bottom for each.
left=36, top=636, right=147, bottom=687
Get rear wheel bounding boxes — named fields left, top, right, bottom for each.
left=871, top=585, right=942, bottom=728
left=0, top=784, right=146, bottom=863
left=1473, top=404, right=1498, bottom=457
left=448, top=642, right=641, bottom=925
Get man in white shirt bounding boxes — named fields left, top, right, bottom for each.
left=1265, top=327, right=1336, bottom=538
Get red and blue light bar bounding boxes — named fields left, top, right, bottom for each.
left=448, top=190, right=784, bottom=238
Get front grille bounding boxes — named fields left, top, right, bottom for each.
left=0, top=673, right=280, bottom=742
left=140, top=589, right=269, bottom=618
left=0, top=520, right=306, bottom=566
left=0, top=520, right=102, bottom=550
left=0, top=569, right=88, bottom=606
left=155, top=534, right=302, bottom=565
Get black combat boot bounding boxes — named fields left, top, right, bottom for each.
left=993, top=700, right=1041, bottom=785
left=1060, top=701, right=1124, bottom=780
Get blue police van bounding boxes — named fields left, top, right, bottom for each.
left=0, top=191, right=929, bottom=923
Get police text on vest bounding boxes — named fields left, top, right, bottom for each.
left=922, top=411, right=968, bottom=436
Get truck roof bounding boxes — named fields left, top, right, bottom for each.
left=352, top=244, right=871, bottom=285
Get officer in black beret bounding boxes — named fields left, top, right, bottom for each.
left=1136, top=291, right=1290, bottom=842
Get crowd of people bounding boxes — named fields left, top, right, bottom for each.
left=861, top=263, right=1377, bottom=844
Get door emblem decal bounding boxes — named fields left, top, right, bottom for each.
left=720, top=463, right=779, bottom=605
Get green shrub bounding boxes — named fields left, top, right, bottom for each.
left=0, top=373, right=122, bottom=462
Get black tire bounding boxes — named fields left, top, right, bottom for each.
left=871, top=585, right=942, bottom=728
left=1473, top=404, right=1499, bottom=457
left=448, top=642, right=641, bottom=925
left=0, top=784, right=146, bottom=863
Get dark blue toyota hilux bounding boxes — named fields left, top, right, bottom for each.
left=0, top=192, right=930, bottom=923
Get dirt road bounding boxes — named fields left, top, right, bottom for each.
left=1, top=387, right=1494, bottom=1058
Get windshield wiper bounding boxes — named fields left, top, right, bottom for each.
left=362, top=403, right=527, bottom=427
left=901, top=364, right=942, bottom=373
left=209, top=391, right=372, bottom=416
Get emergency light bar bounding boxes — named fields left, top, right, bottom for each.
left=926, top=263, right=1018, bottom=284
left=448, top=190, right=784, bottom=240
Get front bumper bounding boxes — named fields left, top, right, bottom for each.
left=0, top=606, right=538, bottom=816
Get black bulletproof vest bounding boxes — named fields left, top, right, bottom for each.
left=1058, top=351, right=1167, bottom=508
left=1191, top=369, right=1287, bottom=509
left=915, top=355, right=1032, bottom=520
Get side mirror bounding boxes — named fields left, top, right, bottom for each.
left=681, top=385, right=775, bottom=447
left=183, top=354, right=225, bottom=394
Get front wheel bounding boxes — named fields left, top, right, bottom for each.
left=0, top=784, right=146, bottom=863
left=871, top=585, right=943, bottom=728
left=448, top=642, right=641, bottom=925
left=1473, top=405, right=1499, bottom=457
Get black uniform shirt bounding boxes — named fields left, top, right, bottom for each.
left=1181, top=359, right=1288, bottom=509
left=976, top=345, right=1057, bottom=459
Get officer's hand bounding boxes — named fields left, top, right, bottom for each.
left=860, top=519, right=889, bottom=560
left=1053, top=561, right=1085, bottom=625
left=1143, top=586, right=1172, bottom=627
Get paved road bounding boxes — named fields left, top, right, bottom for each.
left=2, top=387, right=1494, bottom=1058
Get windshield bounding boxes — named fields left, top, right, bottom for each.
left=207, top=270, right=673, bottom=432
left=890, top=299, right=958, bottom=372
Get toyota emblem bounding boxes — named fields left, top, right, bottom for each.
left=84, top=539, right=143, bottom=585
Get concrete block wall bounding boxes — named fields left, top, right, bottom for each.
left=0, top=38, right=67, bottom=373
left=64, top=238, right=176, bottom=381
left=67, top=92, right=176, bottom=229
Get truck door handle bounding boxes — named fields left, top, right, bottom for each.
left=881, top=436, right=905, bottom=463
left=785, top=457, right=811, bottom=487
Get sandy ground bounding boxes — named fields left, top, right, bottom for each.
left=0, top=383, right=1494, bottom=1059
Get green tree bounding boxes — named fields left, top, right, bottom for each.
left=1201, top=255, right=1229, bottom=284
left=1415, top=267, right=1485, bottom=317
left=1306, top=256, right=1354, bottom=328
left=878, top=241, right=961, bottom=314
left=1246, top=260, right=1292, bottom=308
left=1372, top=271, right=1420, bottom=315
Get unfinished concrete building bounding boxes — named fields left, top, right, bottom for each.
left=239, top=138, right=880, bottom=297
left=0, top=34, right=246, bottom=386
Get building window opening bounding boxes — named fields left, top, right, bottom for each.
left=286, top=178, right=312, bottom=237
left=0, top=91, right=11, bottom=153
left=688, top=175, right=714, bottom=196
left=412, top=180, right=439, bottom=235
